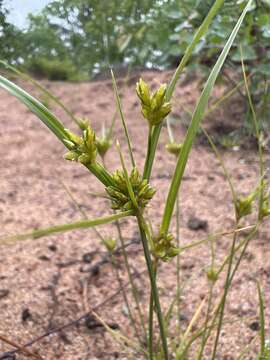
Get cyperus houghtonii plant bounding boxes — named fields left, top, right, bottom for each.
left=2, top=1, right=266, bottom=359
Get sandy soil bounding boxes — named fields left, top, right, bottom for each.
left=0, top=70, right=270, bottom=360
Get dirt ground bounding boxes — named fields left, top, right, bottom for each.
left=0, top=70, right=270, bottom=359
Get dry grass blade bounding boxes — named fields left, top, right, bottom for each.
left=0, top=335, right=43, bottom=359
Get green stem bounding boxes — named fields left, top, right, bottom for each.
left=211, top=227, right=238, bottom=359
left=115, top=220, right=147, bottom=341
left=148, top=290, right=154, bottom=360
left=110, top=253, right=142, bottom=346
left=148, top=261, right=157, bottom=360
left=197, top=284, right=214, bottom=360
left=176, top=192, right=181, bottom=329
left=87, top=161, right=114, bottom=187
left=136, top=213, right=169, bottom=360
left=228, top=224, right=259, bottom=286
left=201, top=224, right=259, bottom=352
left=143, top=125, right=153, bottom=180
left=111, top=70, right=135, bottom=167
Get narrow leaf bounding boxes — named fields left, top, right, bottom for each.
left=161, top=0, right=252, bottom=235
left=0, top=61, right=80, bottom=126
left=0, top=75, right=68, bottom=143
left=1, top=210, right=133, bottom=245
left=143, top=0, right=226, bottom=180
left=166, top=0, right=225, bottom=101
left=111, top=70, right=135, bottom=167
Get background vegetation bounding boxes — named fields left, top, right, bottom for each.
left=1, top=0, right=270, bottom=80
left=1, top=1, right=269, bottom=136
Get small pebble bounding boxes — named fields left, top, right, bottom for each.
left=249, top=321, right=259, bottom=331
left=38, top=255, right=50, bottom=261
left=48, top=244, right=57, bottom=252
left=187, top=216, right=208, bottom=231
left=0, top=289, right=9, bottom=300
left=21, top=308, right=32, bottom=322
left=82, top=252, right=93, bottom=264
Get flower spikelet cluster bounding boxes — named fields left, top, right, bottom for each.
left=152, top=232, right=180, bottom=262
left=106, top=168, right=155, bottom=211
left=136, top=78, right=171, bottom=126
left=165, top=142, right=182, bottom=157
left=64, top=125, right=97, bottom=165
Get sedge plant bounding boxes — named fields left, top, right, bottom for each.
left=1, top=1, right=267, bottom=359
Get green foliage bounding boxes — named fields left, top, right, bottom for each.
left=26, top=57, right=77, bottom=81
left=0, top=1, right=24, bottom=62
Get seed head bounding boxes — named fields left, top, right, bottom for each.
left=64, top=125, right=97, bottom=165
left=236, top=191, right=257, bottom=220
left=206, top=268, right=218, bottom=282
left=152, top=232, right=180, bottom=262
left=77, top=117, right=89, bottom=131
left=106, top=167, right=155, bottom=212
left=165, top=142, right=182, bottom=157
left=136, top=78, right=172, bottom=126
left=96, top=136, right=112, bottom=158
left=103, top=237, right=117, bottom=252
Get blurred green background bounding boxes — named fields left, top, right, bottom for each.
left=1, top=0, right=269, bottom=81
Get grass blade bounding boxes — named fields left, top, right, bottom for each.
left=1, top=210, right=133, bottom=245
left=175, top=299, right=205, bottom=359
left=111, top=70, right=135, bottom=167
left=166, top=0, right=225, bottom=101
left=0, top=75, right=68, bottom=144
left=160, top=0, right=252, bottom=235
left=143, top=0, right=226, bottom=180
left=0, top=61, right=80, bottom=126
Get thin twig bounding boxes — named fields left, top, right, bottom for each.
left=0, top=335, right=43, bottom=360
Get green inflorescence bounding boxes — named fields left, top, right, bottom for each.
left=136, top=78, right=172, bottom=126
left=165, top=142, right=182, bottom=157
left=64, top=125, right=97, bottom=165
left=235, top=191, right=257, bottom=220
left=106, top=167, right=156, bottom=212
left=96, top=136, right=112, bottom=158
left=152, top=232, right=180, bottom=262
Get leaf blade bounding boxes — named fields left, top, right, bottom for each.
left=0, top=74, right=68, bottom=144
left=161, top=0, right=253, bottom=234
left=1, top=210, right=133, bottom=245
